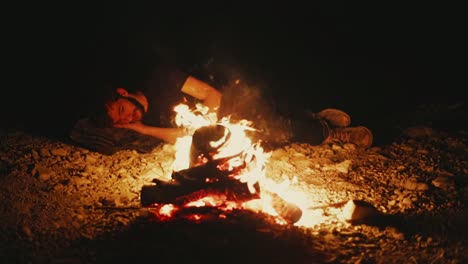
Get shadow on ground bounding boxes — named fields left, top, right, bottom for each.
left=51, top=211, right=329, bottom=264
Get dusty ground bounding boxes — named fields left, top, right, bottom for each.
left=0, top=105, right=467, bottom=264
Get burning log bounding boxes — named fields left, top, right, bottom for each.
left=141, top=176, right=303, bottom=224
left=141, top=124, right=251, bottom=207
left=140, top=123, right=303, bottom=225
left=140, top=157, right=260, bottom=207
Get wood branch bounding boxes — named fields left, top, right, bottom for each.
left=140, top=158, right=259, bottom=206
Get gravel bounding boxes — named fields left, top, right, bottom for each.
left=0, top=123, right=466, bottom=263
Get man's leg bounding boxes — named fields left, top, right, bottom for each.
left=291, top=115, right=373, bottom=148
left=306, top=108, right=351, bottom=127
left=324, top=126, right=373, bottom=148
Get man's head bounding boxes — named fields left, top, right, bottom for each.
left=104, top=88, right=149, bottom=125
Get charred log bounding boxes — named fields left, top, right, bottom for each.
left=140, top=158, right=260, bottom=206
left=141, top=178, right=260, bottom=207
left=171, top=154, right=244, bottom=184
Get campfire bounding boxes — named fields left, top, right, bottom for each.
left=140, top=103, right=376, bottom=226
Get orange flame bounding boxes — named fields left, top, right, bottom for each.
left=157, top=102, right=351, bottom=227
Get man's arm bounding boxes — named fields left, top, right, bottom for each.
left=113, top=75, right=222, bottom=144
left=114, top=122, right=187, bottom=144
left=180, top=76, right=222, bottom=113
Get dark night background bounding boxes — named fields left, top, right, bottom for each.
left=4, top=2, right=466, bottom=145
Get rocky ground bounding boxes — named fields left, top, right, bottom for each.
left=0, top=104, right=467, bottom=264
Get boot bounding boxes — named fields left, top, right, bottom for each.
left=325, top=126, right=373, bottom=148
left=307, top=108, right=351, bottom=127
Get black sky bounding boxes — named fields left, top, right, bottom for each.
left=5, top=2, right=465, bottom=137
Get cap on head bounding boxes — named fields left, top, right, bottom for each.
left=116, top=87, right=148, bottom=113
left=129, top=92, right=148, bottom=112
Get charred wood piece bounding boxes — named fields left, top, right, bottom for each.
left=140, top=159, right=260, bottom=206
